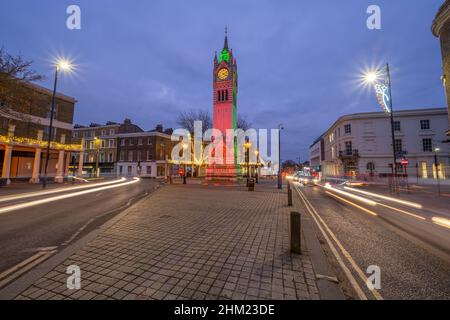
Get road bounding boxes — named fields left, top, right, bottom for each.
left=0, top=178, right=160, bottom=286
left=292, top=181, right=450, bottom=300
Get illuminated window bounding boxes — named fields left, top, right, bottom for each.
left=421, top=161, right=428, bottom=179
left=345, top=141, right=352, bottom=155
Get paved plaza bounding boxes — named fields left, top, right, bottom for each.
left=13, top=181, right=320, bottom=300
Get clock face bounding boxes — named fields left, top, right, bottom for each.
left=217, top=68, right=229, bottom=80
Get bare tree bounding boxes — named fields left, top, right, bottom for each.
left=237, top=114, right=252, bottom=131
left=0, top=46, right=44, bottom=120
left=176, top=108, right=212, bottom=134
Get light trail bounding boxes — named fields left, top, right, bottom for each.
left=343, top=186, right=423, bottom=209
left=376, top=202, right=426, bottom=220
left=325, top=191, right=378, bottom=216
left=0, top=178, right=126, bottom=203
left=0, top=177, right=140, bottom=215
left=432, top=217, right=450, bottom=230
left=324, top=184, right=377, bottom=206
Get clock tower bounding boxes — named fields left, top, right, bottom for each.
left=206, top=29, right=240, bottom=180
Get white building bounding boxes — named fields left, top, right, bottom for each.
left=310, top=108, right=449, bottom=181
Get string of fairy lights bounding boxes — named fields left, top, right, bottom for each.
left=0, top=135, right=82, bottom=152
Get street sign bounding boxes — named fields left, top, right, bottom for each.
left=401, top=158, right=409, bottom=166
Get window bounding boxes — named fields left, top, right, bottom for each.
left=329, top=133, right=334, bottom=143
left=147, top=151, right=152, bottom=161
left=109, top=139, right=115, bottom=148
left=110, top=129, right=115, bottom=135
left=393, top=121, right=401, bottom=131
left=119, top=151, right=125, bottom=161
left=108, top=153, right=113, bottom=162
left=367, top=162, right=375, bottom=171
left=147, top=166, right=152, bottom=175
left=421, top=161, right=428, bottom=179
left=394, top=139, right=402, bottom=153
left=101, top=130, right=106, bottom=136
left=120, top=139, right=125, bottom=146
left=344, top=124, right=351, bottom=134
left=217, top=90, right=221, bottom=102
left=420, top=120, right=430, bottom=130
left=128, top=151, right=133, bottom=161
left=44, top=127, right=57, bottom=141
left=47, top=104, right=58, bottom=120
left=422, top=138, right=432, bottom=152
left=137, top=151, right=142, bottom=161
left=138, top=138, right=143, bottom=145
left=127, top=166, right=132, bottom=175
left=345, top=141, right=352, bottom=155
left=89, top=141, right=95, bottom=150
left=73, top=131, right=78, bottom=138
left=129, top=139, right=133, bottom=145
left=148, top=138, right=152, bottom=145
left=101, top=140, right=106, bottom=148
left=225, top=90, right=229, bottom=101
left=119, top=166, right=123, bottom=174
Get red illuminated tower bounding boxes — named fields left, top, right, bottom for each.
left=206, top=29, right=240, bottom=180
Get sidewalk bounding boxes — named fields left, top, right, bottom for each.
left=4, top=181, right=327, bottom=300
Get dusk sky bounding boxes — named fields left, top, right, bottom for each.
left=0, top=0, right=446, bottom=161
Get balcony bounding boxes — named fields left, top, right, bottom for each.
left=339, top=149, right=359, bottom=158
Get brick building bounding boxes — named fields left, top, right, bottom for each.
left=433, top=0, right=450, bottom=137
left=116, top=125, right=173, bottom=178
left=72, top=119, right=143, bottom=176
left=0, top=82, right=80, bottom=184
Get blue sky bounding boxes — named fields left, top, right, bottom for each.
left=0, top=0, right=446, bottom=161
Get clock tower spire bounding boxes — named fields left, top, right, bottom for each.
left=206, top=29, right=240, bottom=180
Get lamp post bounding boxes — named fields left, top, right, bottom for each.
left=254, top=149, right=260, bottom=184
left=364, top=64, right=398, bottom=194
left=42, top=59, right=73, bottom=189
left=182, top=143, right=188, bottom=184
left=244, top=140, right=251, bottom=187
left=94, top=137, right=101, bottom=178
left=434, top=147, right=441, bottom=196
left=278, top=124, right=284, bottom=189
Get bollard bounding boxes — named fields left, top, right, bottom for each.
left=290, top=211, right=301, bottom=254
left=287, top=182, right=293, bottom=206
left=248, top=178, right=255, bottom=191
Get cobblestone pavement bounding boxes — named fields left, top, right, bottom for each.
left=16, top=181, right=320, bottom=300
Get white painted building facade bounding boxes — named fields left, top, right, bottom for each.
left=311, top=108, right=449, bottom=180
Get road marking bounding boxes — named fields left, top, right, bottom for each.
left=294, top=185, right=384, bottom=300
left=0, top=178, right=140, bottom=215
left=0, top=250, right=57, bottom=288
left=0, top=178, right=126, bottom=204
left=325, top=191, right=378, bottom=216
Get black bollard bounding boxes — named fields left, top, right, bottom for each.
left=290, top=211, right=301, bottom=254
left=288, top=182, right=293, bottom=206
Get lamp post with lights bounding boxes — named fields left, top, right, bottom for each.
left=278, top=124, right=284, bottom=189
left=42, top=60, right=73, bottom=189
left=182, top=143, right=188, bottom=184
left=364, top=64, right=398, bottom=194
left=254, top=149, right=260, bottom=183
left=244, top=140, right=251, bottom=187
left=434, top=147, right=441, bottom=196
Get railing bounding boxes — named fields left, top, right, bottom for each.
left=339, top=149, right=359, bottom=157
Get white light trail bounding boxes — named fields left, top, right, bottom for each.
left=0, top=178, right=126, bottom=203
left=324, top=184, right=377, bottom=206
left=343, top=186, right=423, bottom=209
left=432, top=217, right=450, bottom=230
left=0, top=178, right=140, bottom=215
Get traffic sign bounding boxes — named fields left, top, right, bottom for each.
left=401, top=158, right=409, bottom=166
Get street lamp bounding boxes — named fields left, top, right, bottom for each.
left=42, top=59, right=73, bottom=189
left=244, top=140, right=251, bottom=187
left=182, top=143, right=188, bottom=184
left=434, top=147, right=441, bottom=196
left=254, top=149, right=260, bottom=184
left=278, top=124, right=284, bottom=189
left=364, top=64, right=398, bottom=194
left=94, top=137, right=101, bottom=178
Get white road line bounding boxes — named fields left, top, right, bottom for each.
left=0, top=178, right=126, bottom=203
left=294, top=184, right=384, bottom=300
left=0, top=250, right=57, bottom=288
left=0, top=177, right=140, bottom=215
